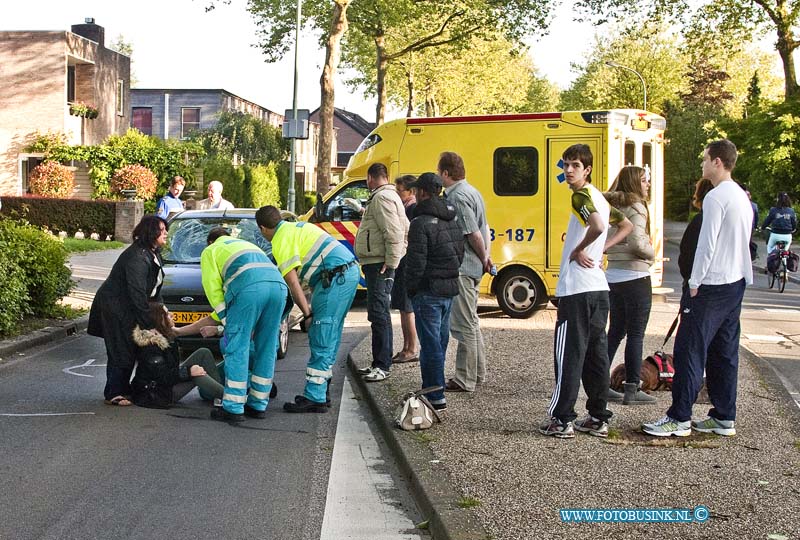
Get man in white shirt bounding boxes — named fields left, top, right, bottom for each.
left=643, top=139, right=753, bottom=437
left=539, top=144, right=632, bottom=439
left=197, top=180, right=234, bottom=210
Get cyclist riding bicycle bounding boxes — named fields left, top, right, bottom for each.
left=761, top=192, right=797, bottom=253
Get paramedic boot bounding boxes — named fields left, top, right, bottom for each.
left=623, top=382, right=657, bottom=405
left=607, top=387, right=624, bottom=402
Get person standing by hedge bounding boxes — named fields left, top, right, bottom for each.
left=88, top=215, right=169, bottom=406
left=197, top=180, right=234, bottom=210
left=156, top=176, right=185, bottom=219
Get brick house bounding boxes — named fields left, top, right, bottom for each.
left=131, top=89, right=337, bottom=193
left=0, top=19, right=131, bottom=198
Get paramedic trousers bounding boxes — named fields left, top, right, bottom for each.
left=667, top=279, right=745, bottom=423
left=548, top=291, right=612, bottom=424
left=222, top=280, right=288, bottom=414
left=305, top=264, right=360, bottom=404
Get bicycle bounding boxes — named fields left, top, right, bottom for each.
left=766, top=240, right=791, bottom=293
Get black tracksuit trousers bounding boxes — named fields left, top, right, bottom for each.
left=548, top=291, right=613, bottom=423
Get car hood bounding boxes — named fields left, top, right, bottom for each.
left=162, top=263, right=206, bottom=305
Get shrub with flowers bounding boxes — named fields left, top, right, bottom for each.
left=110, top=164, right=159, bottom=200
left=69, top=101, right=99, bottom=119
left=28, top=161, right=75, bottom=198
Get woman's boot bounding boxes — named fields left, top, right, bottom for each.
left=623, top=382, right=656, bottom=404
left=607, top=387, right=624, bottom=402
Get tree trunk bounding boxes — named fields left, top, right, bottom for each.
left=316, top=0, right=351, bottom=196
left=375, top=33, right=388, bottom=125
left=406, top=64, right=415, bottom=117
left=776, top=31, right=799, bottom=97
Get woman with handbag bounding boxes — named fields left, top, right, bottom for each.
left=130, top=302, right=225, bottom=409
left=88, top=215, right=169, bottom=407
left=603, top=166, right=657, bottom=405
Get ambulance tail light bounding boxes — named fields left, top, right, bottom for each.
left=650, top=117, right=667, bottom=130
left=581, top=111, right=629, bottom=125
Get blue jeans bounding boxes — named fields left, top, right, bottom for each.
left=607, top=276, right=652, bottom=384
left=363, top=263, right=395, bottom=372
left=667, top=279, right=746, bottom=422
left=412, top=293, right=453, bottom=406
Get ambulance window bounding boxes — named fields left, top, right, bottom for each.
left=624, top=140, right=636, bottom=165
left=643, top=143, right=652, bottom=169
left=322, top=180, right=370, bottom=222
left=493, top=147, right=538, bottom=196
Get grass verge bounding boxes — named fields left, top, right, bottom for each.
left=0, top=305, right=87, bottom=340
left=63, top=238, right=124, bottom=253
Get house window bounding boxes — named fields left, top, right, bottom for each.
left=116, top=79, right=124, bottom=116
left=132, top=107, right=153, bottom=135
left=67, top=66, right=75, bottom=103
left=181, top=108, right=200, bottom=138
left=493, top=147, right=538, bottom=196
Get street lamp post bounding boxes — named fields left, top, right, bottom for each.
left=605, top=60, right=647, bottom=112
left=287, top=0, right=302, bottom=214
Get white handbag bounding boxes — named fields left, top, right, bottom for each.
left=395, top=386, right=442, bottom=431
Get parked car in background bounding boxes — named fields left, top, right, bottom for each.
left=161, top=208, right=297, bottom=360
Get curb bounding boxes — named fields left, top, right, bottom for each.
left=0, top=314, right=89, bottom=361
left=347, top=355, right=488, bottom=540
left=741, top=344, right=800, bottom=422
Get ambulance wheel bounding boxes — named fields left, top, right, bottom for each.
left=496, top=268, right=546, bottom=319
left=277, top=318, right=289, bottom=359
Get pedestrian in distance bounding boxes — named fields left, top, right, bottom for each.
left=643, top=139, right=753, bottom=437
left=200, top=227, right=288, bottom=424
left=762, top=192, right=797, bottom=253
left=678, top=179, right=715, bottom=286
left=438, top=151, right=492, bottom=393
left=129, top=301, right=225, bottom=409
left=403, top=172, right=465, bottom=412
left=88, top=215, right=169, bottom=407
left=256, top=205, right=359, bottom=413
left=745, top=188, right=759, bottom=261
left=603, top=166, right=657, bottom=405
left=196, top=180, right=234, bottom=210
left=540, top=144, right=632, bottom=439
left=390, top=174, right=420, bottom=365
left=354, top=163, right=410, bottom=383
left=156, top=176, right=186, bottom=219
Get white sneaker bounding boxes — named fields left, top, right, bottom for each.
left=642, top=415, right=691, bottom=437
left=691, top=417, right=736, bottom=436
left=363, top=367, right=389, bottom=382
left=356, top=366, right=372, bottom=375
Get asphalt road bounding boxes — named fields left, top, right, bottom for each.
left=0, top=324, right=367, bottom=540
left=661, top=239, right=800, bottom=406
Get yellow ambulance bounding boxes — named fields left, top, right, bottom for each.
left=303, top=110, right=666, bottom=318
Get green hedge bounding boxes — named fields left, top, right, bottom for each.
left=0, top=218, right=74, bottom=328
left=203, top=159, right=245, bottom=207
left=0, top=196, right=116, bottom=238
left=203, top=160, right=283, bottom=209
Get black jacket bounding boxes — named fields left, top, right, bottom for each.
left=678, top=212, right=703, bottom=282
left=405, top=196, right=465, bottom=297
left=130, top=327, right=191, bottom=409
left=88, top=242, right=164, bottom=338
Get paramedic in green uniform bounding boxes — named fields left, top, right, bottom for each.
left=256, top=206, right=360, bottom=413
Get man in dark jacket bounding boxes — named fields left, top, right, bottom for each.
left=404, top=172, right=465, bottom=411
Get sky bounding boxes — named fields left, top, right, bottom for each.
left=1, top=0, right=595, bottom=124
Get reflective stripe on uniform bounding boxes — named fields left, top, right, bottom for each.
left=251, top=374, right=272, bottom=386
left=227, top=379, right=248, bottom=390
left=307, top=367, right=332, bottom=378
left=222, top=248, right=265, bottom=277
left=306, top=376, right=327, bottom=385
left=223, top=262, right=275, bottom=290
left=299, top=240, right=340, bottom=282
left=278, top=255, right=301, bottom=274
left=249, top=389, right=269, bottom=400
left=223, top=392, right=247, bottom=403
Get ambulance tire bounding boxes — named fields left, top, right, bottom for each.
left=277, top=318, right=289, bottom=359
left=495, top=268, right=547, bottom=319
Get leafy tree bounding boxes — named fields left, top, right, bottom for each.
left=190, top=111, right=289, bottom=165
left=574, top=0, right=800, bottom=98
left=108, top=34, right=137, bottom=86
left=521, top=70, right=561, bottom=113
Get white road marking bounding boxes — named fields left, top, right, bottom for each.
left=320, top=379, right=424, bottom=540
left=62, top=358, right=106, bottom=378
left=0, top=412, right=95, bottom=417
left=743, top=335, right=787, bottom=343
left=763, top=308, right=800, bottom=314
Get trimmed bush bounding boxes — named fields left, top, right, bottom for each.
left=28, top=161, right=75, bottom=198
left=0, top=196, right=116, bottom=238
left=0, top=251, right=29, bottom=335
left=0, top=219, right=74, bottom=318
left=244, top=163, right=281, bottom=208
left=111, top=164, right=159, bottom=200
left=203, top=159, right=245, bottom=206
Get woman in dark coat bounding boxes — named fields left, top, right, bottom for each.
left=678, top=179, right=715, bottom=286
left=88, top=215, right=168, bottom=406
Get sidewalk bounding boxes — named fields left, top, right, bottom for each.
left=349, top=285, right=800, bottom=538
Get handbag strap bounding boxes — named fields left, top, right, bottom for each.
left=417, top=394, right=441, bottom=423
left=414, top=385, right=444, bottom=397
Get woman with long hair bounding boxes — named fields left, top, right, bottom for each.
left=88, top=215, right=169, bottom=406
left=762, top=192, right=797, bottom=253
left=129, top=302, right=225, bottom=408
left=604, top=166, right=656, bottom=405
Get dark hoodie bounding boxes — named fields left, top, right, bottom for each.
left=404, top=196, right=465, bottom=297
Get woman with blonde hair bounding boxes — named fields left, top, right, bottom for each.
left=604, top=166, right=656, bottom=405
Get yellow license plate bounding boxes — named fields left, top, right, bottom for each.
left=172, top=311, right=211, bottom=324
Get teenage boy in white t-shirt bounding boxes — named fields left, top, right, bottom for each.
left=540, top=144, right=632, bottom=439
